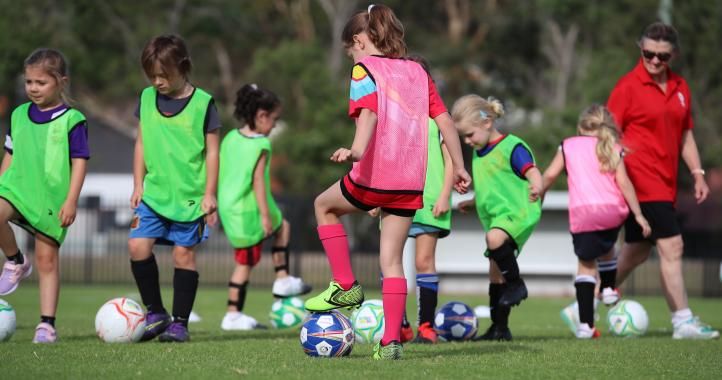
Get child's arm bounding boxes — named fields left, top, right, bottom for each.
left=434, top=113, right=471, bottom=194
left=59, top=158, right=87, bottom=227
left=525, top=167, right=543, bottom=202
left=541, top=150, right=565, bottom=198
left=432, top=142, right=454, bottom=217
left=331, top=108, right=377, bottom=163
left=252, top=151, right=274, bottom=236
left=203, top=129, right=220, bottom=226
left=130, top=125, right=146, bottom=209
left=0, top=152, right=12, bottom=175
left=616, top=161, right=651, bottom=237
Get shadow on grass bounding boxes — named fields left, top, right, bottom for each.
left=406, top=341, right=542, bottom=358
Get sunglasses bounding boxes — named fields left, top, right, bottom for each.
left=641, top=49, right=672, bottom=62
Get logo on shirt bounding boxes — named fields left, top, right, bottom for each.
left=187, top=200, right=196, bottom=207
left=677, top=92, right=686, bottom=108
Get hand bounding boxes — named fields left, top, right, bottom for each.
left=130, top=186, right=143, bottom=209
left=453, top=167, right=471, bottom=194
left=201, top=193, right=218, bottom=226
left=432, top=199, right=450, bottom=217
left=367, top=207, right=380, bottom=218
left=330, top=148, right=354, bottom=163
left=58, top=200, right=77, bottom=227
left=528, top=181, right=542, bottom=202
left=261, top=215, right=274, bottom=237
left=458, top=199, right=475, bottom=214
left=204, top=211, right=218, bottom=227
left=693, top=175, right=709, bottom=204
left=635, top=214, right=652, bottom=238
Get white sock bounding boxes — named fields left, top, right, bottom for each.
left=671, top=308, right=693, bottom=327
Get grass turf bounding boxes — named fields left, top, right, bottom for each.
left=1, top=285, right=720, bottom=379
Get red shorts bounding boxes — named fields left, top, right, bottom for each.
left=340, top=175, right=421, bottom=217
left=234, top=243, right=263, bottom=266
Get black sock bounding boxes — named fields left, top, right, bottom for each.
left=41, top=315, right=56, bottom=327
left=488, top=241, right=520, bottom=283
left=575, top=280, right=596, bottom=327
left=7, top=250, right=24, bottom=265
left=228, top=281, right=248, bottom=312
left=272, top=246, right=290, bottom=273
left=489, top=283, right=510, bottom=328
left=402, top=312, right=410, bottom=328
left=597, top=259, right=617, bottom=290
left=416, top=273, right=439, bottom=326
left=130, top=255, right=165, bottom=314
left=172, top=268, right=199, bottom=327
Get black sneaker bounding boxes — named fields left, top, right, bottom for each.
left=473, top=324, right=512, bottom=342
left=499, top=279, right=528, bottom=307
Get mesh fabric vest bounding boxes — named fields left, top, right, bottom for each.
left=218, top=131, right=282, bottom=248
left=472, top=135, right=541, bottom=242
left=412, top=119, right=450, bottom=232
left=0, top=102, right=86, bottom=244
left=139, top=86, right=211, bottom=222
left=349, top=56, right=429, bottom=193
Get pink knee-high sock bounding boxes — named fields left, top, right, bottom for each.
left=317, top=224, right=355, bottom=290
left=381, top=277, right=408, bottom=345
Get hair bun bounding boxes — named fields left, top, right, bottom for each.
left=487, top=97, right=505, bottom=118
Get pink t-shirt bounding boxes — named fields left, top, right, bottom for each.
left=346, top=56, right=434, bottom=193
left=563, top=136, right=629, bottom=233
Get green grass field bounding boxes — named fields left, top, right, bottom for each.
left=1, top=285, right=721, bottom=379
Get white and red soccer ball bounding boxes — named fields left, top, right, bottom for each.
left=95, top=297, right=146, bottom=343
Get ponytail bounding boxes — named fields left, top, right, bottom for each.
left=578, top=104, right=621, bottom=172
left=342, top=4, right=406, bottom=58
left=233, top=84, right=281, bottom=130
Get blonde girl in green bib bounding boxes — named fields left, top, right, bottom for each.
left=218, top=84, right=311, bottom=331
left=453, top=95, right=542, bottom=341
left=128, top=35, right=220, bottom=343
left=0, top=49, right=89, bottom=343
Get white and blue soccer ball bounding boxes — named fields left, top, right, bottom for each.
left=0, top=299, right=16, bottom=342
left=607, top=300, right=649, bottom=337
left=300, top=310, right=354, bottom=357
left=95, top=297, right=146, bottom=343
left=270, top=297, right=308, bottom=329
left=434, top=301, right=477, bottom=341
left=350, top=299, right=384, bottom=344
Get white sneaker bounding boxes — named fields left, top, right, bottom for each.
left=272, top=276, right=312, bottom=298
left=576, top=323, right=600, bottom=339
left=221, top=312, right=264, bottom=331
left=673, top=317, right=720, bottom=340
left=189, top=310, right=202, bottom=323
left=600, top=287, right=620, bottom=306
left=560, top=302, right=580, bottom=335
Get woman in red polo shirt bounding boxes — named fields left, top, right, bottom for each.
left=607, top=22, right=718, bottom=339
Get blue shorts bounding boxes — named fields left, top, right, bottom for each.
left=408, top=223, right=444, bottom=238
left=129, top=202, right=209, bottom=247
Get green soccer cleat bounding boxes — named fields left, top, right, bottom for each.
left=373, top=341, right=403, bottom=360
left=304, top=281, right=364, bottom=312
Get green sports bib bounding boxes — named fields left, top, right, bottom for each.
left=139, top=86, right=211, bottom=222
left=0, top=103, right=86, bottom=244
left=412, top=119, right=451, bottom=234
left=218, top=130, right=282, bottom=248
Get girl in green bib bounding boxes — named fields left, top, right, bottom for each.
left=453, top=95, right=542, bottom=341
left=0, top=49, right=89, bottom=343
left=128, top=35, right=220, bottom=343
left=218, top=84, right=311, bottom=331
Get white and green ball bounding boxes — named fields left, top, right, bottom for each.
left=350, top=299, right=384, bottom=344
left=0, top=299, right=17, bottom=342
left=270, top=297, right=308, bottom=329
left=607, top=300, right=649, bottom=337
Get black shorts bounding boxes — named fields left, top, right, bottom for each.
left=339, top=180, right=416, bottom=218
left=624, top=201, right=681, bottom=243
left=572, top=226, right=621, bottom=261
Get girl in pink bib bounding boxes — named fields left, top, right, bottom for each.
left=542, top=105, right=650, bottom=339
left=303, top=4, right=470, bottom=360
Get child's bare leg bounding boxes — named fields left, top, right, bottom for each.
left=35, top=234, right=59, bottom=319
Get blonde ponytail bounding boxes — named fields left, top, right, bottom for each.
left=578, top=104, right=621, bottom=172
left=451, top=94, right=505, bottom=127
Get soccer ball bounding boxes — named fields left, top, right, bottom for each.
left=434, top=301, right=478, bottom=341
left=300, top=310, right=354, bottom=357
left=607, top=300, right=648, bottom=337
left=95, top=297, right=146, bottom=343
left=350, top=299, right=384, bottom=344
left=0, top=299, right=16, bottom=342
left=270, top=297, right=307, bottom=329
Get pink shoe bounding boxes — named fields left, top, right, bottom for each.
left=0, top=260, right=33, bottom=295
left=33, top=322, right=57, bottom=343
